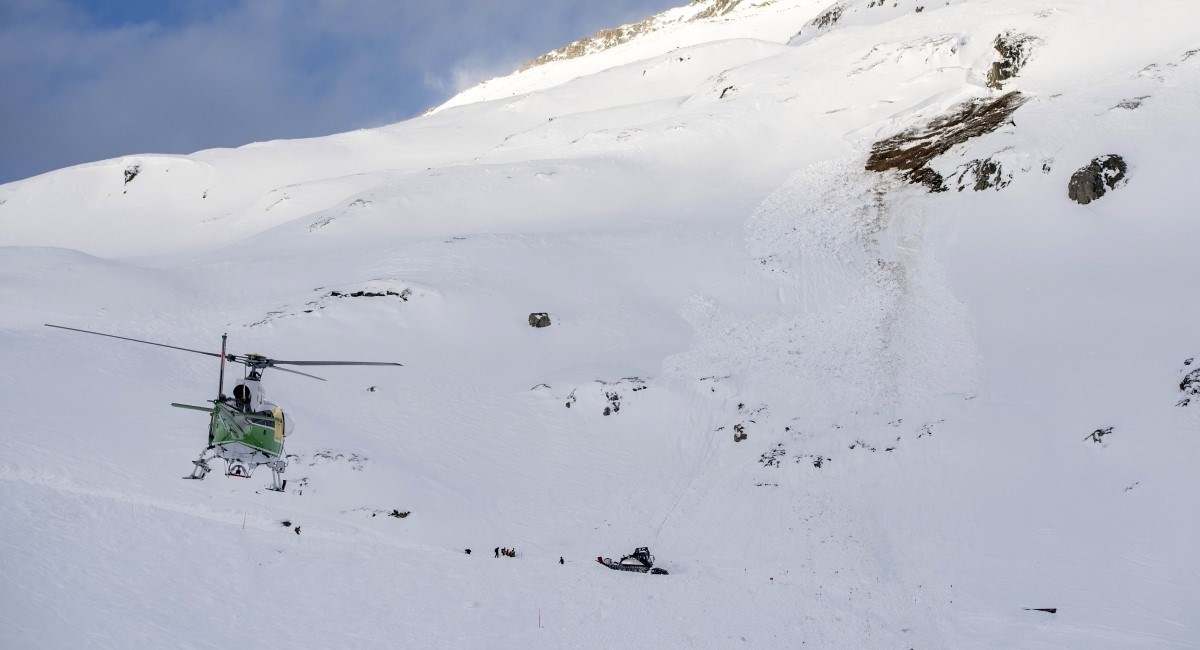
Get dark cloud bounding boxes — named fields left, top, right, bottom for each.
left=0, top=0, right=682, bottom=183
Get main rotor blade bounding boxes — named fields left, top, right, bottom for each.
left=171, top=402, right=215, bottom=413
left=269, top=365, right=327, bottom=381
left=268, top=360, right=403, bottom=367
left=46, top=324, right=223, bottom=359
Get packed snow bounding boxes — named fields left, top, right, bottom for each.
left=2, top=0, right=1199, bottom=647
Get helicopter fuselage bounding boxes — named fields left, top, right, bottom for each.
left=210, top=400, right=287, bottom=465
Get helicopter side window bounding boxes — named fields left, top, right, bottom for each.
left=233, top=384, right=250, bottom=404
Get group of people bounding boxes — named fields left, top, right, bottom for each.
left=481, top=547, right=565, bottom=564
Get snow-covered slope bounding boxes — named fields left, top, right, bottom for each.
left=3, top=0, right=1199, bottom=647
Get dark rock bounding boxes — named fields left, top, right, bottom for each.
left=529, top=312, right=552, bottom=328
left=1068, top=155, right=1128, bottom=205
left=950, top=156, right=1013, bottom=192
left=605, top=391, right=621, bottom=413
left=1114, top=96, right=1149, bottom=110
left=867, top=92, right=1028, bottom=192
left=1084, top=427, right=1113, bottom=444
left=810, top=4, right=844, bottom=29
left=124, top=164, right=140, bottom=185
left=1181, top=367, right=1200, bottom=397
left=733, top=423, right=747, bottom=442
left=987, top=32, right=1038, bottom=89
left=759, top=443, right=786, bottom=467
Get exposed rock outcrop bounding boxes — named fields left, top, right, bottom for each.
left=810, top=3, right=846, bottom=29
left=1067, top=155, right=1128, bottom=205
left=528, top=312, right=552, bottom=328
left=519, top=0, right=754, bottom=71
left=866, top=92, right=1028, bottom=191
left=1179, top=358, right=1198, bottom=406
left=987, top=31, right=1038, bottom=89
left=1114, top=96, right=1149, bottom=110
left=691, top=0, right=747, bottom=21
left=948, top=156, right=1012, bottom=192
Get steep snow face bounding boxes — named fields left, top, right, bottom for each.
left=3, top=0, right=1200, bottom=648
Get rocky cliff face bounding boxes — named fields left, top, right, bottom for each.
left=519, top=0, right=763, bottom=72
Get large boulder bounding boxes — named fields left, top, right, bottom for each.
left=1068, top=154, right=1128, bottom=205
left=528, top=312, right=552, bottom=328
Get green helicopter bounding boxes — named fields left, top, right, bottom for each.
left=46, top=324, right=401, bottom=491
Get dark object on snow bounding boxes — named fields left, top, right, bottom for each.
left=495, top=547, right=500, bottom=558
left=294, top=526, right=301, bottom=535
left=528, top=312, right=552, bottom=328
left=1084, top=427, right=1113, bottom=444
left=124, top=164, right=140, bottom=185
left=1024, top=608, right=1057, bottom=614
left=389, top=509, right=410, bottom=518
left=560, top=556, right=565, bottom=565
left=281, top=520, right=292, bottom=527
left=598, top=547, right=668, bottom=575
left=1180, top=367, right=1199, bottom=395
left=1068, top=155, right=1127, bottom=204
left=465, top=549, right=471, bottom=555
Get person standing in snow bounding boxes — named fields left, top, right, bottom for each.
left=559, top=557, right=564, bottom=565
left=494, top=547, right=500, bottom=558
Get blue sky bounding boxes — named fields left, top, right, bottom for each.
left=0, top=0, right=681, bottom=184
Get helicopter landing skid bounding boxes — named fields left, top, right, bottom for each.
left=184, top=456, right=212, bottom=480
left=265, top=471, right=287, bottom=492
left=264, top=460, right=287, bottom=492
